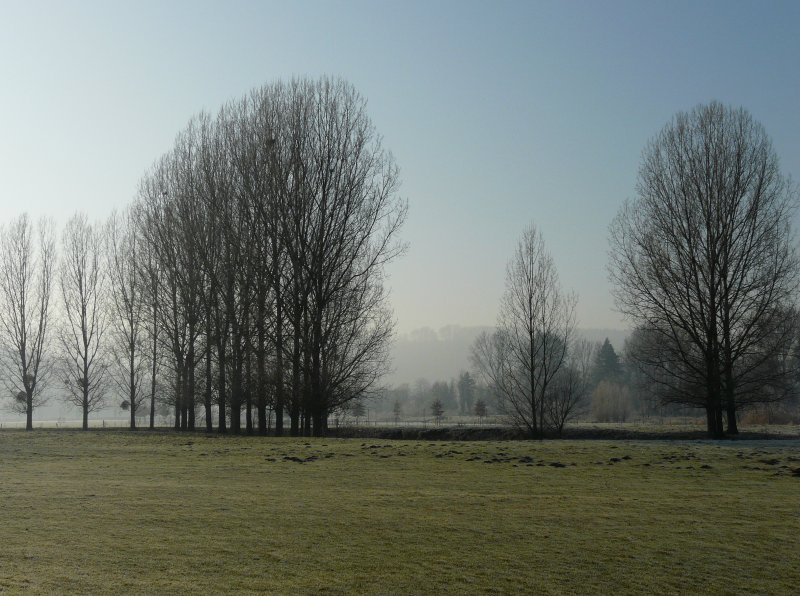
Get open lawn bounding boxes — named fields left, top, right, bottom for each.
left=0, top=431, right=798, bottom=594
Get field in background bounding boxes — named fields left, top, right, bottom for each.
left=0, top=431, right=798, bottom=593
left=4, top=413, right=799, bottom=437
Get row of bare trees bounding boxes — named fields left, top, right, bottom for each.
left=0, top=214, right=112, bottom=430
left=1, top=77, right=406, bottom=435
left=136, top=77, right=405, bottom=436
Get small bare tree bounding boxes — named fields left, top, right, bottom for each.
left=474, top=398, right=488, bottom=423
left=58, top=213, right=108, bottom=430
left=353, top=401, right=368, bottom=424
left=472, top=223, right=576, bottom=438
left=0, top=215, right=55, bottom=430
left=392, top=399, right=402, bottom=424
left=431, top=398, right=444, bottom=426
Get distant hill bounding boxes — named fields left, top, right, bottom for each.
left=388, top=325, right=630, bottom=386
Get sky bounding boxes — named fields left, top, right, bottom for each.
left=0, top=0, right=798, bottom=336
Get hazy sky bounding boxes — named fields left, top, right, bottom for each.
left=1, top=0, right=798, bottom=334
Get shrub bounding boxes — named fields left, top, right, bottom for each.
left=591, top=381, right=633, bottom=423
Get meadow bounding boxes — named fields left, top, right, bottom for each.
left=0, top=430, right=798, bottom=594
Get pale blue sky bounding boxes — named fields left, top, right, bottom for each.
left=0, top=0, right=797, bottom=333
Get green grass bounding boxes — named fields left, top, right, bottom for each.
left=0, top=431, right=798, bottom=594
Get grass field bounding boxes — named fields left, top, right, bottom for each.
left=0, top=431, right=798, bottom=594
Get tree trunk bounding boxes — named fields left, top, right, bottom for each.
left=528, top=326, right=537, bottom=440
left=273, top=244, right=285, bottom=437
left=174, top=370, right=182, bottom=430
left=721, top=303, right=739, bottom=435
left=217, top=341, right=227, bottom=434
left=245, top=352, right=253, bottom=435
left=705, top=402, right=724, bottom=438
left=309, top=314, right=323, bottom=437
left=274, top=325, right=284, bottom=436
left=205, top=323, right=213, bottom=433
left=26, top=393, right=33, bottom=431
left=705, top=314, right=724, bottom=439
left=256, top=306, right=268, bottom=436
left=301, top=351, right=312, bottom=436
left=149, top=373, right=156, bottom=429
left=706, top=404, right=717, bottom=439
left=149, top=313, right=157, bottom=429
left=312, top=408, right=327, bottom=437
left=129, top=347, right=136, bottom=430
left=230, top=349, right=242, bottom=434
left=714, top=406, right=724, bottom=438
left=257, top=391, right=267, bottom=435
left=290, top=321, right=302, bottom=437
left=290, top=402, right=300, bottom=436
left=255, top=273, right=268, bottom=435
left=726, top=405, right=739, bottom=435
left=187, top=343, right=196, bottom=431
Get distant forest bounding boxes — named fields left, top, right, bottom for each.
left=375, top=335, right=800, bottom=430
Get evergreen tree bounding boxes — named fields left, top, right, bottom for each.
left=457, top=371, right=476, bottom=414
left=592, top=338, right=622, bottom=385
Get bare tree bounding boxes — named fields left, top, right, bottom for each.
left=392, top=399, right=402, bottom=424
left=474, top=398, right=488, bottom=422
left=315, top=275, right=395, bottom=423
left=140, top=145, right=208, bottom=432
left=193, top=111, right=227, bottom=433
left=106, top=208, right=148, bottom=429
left=350, top=400, right=366, bottom=425
left=131, top=192, right=162, bottom=430
left=431, top=398, right=444, bottom=426
left=58, top=213, right=108, bottom=430
left=0, top=215, right=55, bottom=430
left=471, top=224, right=576, bottom=438
left=303, top=79, right=406, bottom=435
left=609, top=102, right=799, bottom=437
left=143, top=179, right=188, bottom=431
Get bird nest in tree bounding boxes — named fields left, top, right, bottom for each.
left=15, top=391, right=26, bottom=403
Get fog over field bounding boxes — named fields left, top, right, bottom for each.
left=388, top=326, right=630, bottom=386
